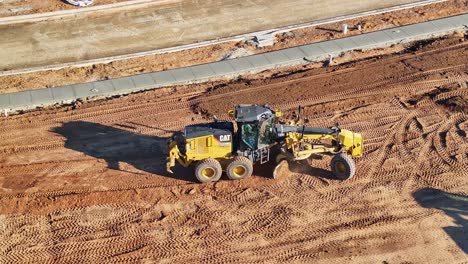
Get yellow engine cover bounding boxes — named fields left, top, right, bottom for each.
left=185, top=134, right=233, bottom=161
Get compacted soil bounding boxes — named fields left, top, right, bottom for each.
left=0, top=36, right=466, bottom=263
left=0, top=0, right=127, bottom=17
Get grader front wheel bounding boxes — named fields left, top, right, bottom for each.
left=330, top=153, right=356, bottom=180
left=195, top=158, right=222, bottom=183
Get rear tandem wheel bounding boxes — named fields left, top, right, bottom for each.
left=226, top=157, right=254, bottom=180
left=195, top=158, right=222, bottom=183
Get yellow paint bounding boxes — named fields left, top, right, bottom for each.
left=284, top=128, right=363, bottom=159
left=167, top=134, right=233, bottom=173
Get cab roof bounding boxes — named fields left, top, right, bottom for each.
left=235, top=105, right=275, bottom=122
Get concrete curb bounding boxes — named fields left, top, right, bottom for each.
left=1, top=14, right=467, bottom=113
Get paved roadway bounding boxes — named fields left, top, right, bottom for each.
left=0, top=0, right=434, bottom=71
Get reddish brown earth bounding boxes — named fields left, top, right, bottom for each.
left=0, top=0, right=466, bottom=94
left=0, top=37, right=467, bottom=263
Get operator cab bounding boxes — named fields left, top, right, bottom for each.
left=234, top=105, right=278, bottom=161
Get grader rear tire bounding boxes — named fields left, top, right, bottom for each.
left=330, top=153, right=356, bottom=180
left=226, top=157, right=253, bottom=180
left=195, top=158, right=222, bottom=183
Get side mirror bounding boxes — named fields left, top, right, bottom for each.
left=295, top=106, right=303, bottom=124
left=332, top=123, right=341, bottom=133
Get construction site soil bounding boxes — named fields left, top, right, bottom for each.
left=0, top=36, right=467, bottom=262
left=0, top=0, right=125, bottom=17
left=0, top=0, right=466, bottom=94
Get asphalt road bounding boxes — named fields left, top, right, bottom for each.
left=0, top=0, right=429, bottom=71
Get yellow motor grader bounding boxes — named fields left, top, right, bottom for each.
left=167, top=105, right=363, bottom=183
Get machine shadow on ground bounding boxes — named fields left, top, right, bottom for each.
left=254, top=159, right=336, bottom=181
left=288, top=160, right=336, bottom=180
left=53, top=121, right=196, bottom=182
left=413, top=188, right=468, bottom=254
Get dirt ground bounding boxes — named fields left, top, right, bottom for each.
left=0, top=36, right=466, bottom=262
left=0, top=0, right=125, bottom=17
left=0, top=0, right=466, bottom=94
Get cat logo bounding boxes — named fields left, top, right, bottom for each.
left=219, top=135, right=231, bottom=142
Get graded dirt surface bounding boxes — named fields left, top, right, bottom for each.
left=0, top=0, right=450, bottom=72
left=0, top=37, right=467, bottom=262
left=0, top=0, right=127, bottom=17
left=0, top=0, right=466, bottom=94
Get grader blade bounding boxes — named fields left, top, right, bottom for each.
left=273, top=160, right=289, bottom=179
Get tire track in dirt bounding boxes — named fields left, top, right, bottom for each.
left=0, top=39, right=467, bottom=263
